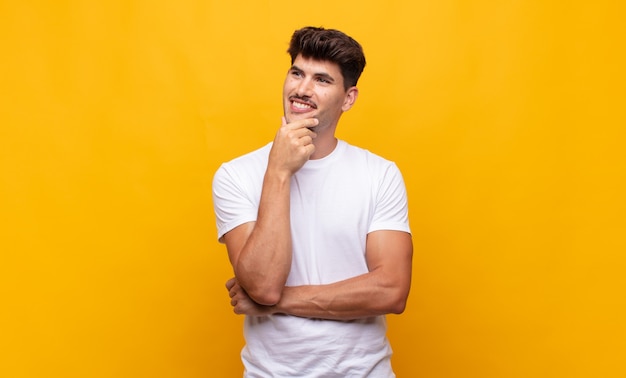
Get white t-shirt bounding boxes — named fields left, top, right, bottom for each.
left=213, top=140, right=410, bottom=377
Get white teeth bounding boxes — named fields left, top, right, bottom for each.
left=292, top=101, right=312, bottom=109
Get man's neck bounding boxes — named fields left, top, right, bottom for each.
left=309, top=134, right=338, bottom=160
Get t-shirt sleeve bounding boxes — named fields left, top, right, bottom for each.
left=212, top=164, right=258, bottom=242
left=368, top=162, right=411, bottom=234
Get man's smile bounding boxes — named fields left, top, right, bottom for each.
left=289, top=97, right=317, bottom=112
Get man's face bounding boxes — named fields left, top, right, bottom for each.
left=283, top=55, right=357, bottom=133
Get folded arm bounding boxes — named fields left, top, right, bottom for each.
left=227, top=229, right=413, bottom=320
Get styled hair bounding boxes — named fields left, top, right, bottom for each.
left=287, top=26, right=366, bottom=90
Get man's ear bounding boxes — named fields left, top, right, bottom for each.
left=342, top=87, right=359, bottom=111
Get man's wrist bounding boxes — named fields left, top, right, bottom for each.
left=265, top=166, right=292, bottom=183
left=270, top=287, right=292, bottom=316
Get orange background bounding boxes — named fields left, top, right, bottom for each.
left=1, top=1, right=624, bottom=377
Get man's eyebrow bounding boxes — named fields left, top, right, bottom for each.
left=289, top=65, right=303, bottom=72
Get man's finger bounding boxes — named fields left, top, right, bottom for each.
left=225, top=277, right=236, bottom=290
left=285, top=117, right=318, bottom=130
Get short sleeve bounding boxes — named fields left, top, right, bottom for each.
left=212, top=164, right=259, bottom=242
left=368, top=163, right=411, bottom=234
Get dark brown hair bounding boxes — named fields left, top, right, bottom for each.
left=287, top=26, right=366, bottom=90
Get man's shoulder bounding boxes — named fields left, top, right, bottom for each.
left=340, top=140, right=396, bottom=167
left=213, top=143, right=272, bottom=188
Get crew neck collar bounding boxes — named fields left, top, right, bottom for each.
left=300, top=139, right=345, bottom=170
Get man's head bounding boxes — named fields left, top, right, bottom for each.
left=287, top=27, right=366, bottom=91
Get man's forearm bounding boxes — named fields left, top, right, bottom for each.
left=234, top=169, right=292, bottom=305
left=273, top=269, right=410, bottom=320
left=273, top=231, right=413, bottom=320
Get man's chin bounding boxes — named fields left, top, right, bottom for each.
left=285, top=113, right=316, bottom=124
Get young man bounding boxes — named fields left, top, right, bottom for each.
left=212, top=26, right=413, bottom=377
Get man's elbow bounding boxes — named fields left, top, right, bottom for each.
left=389, top=297, right=408, bottom=314
left=245, top=285, right=283, bottom=306
left=235, top=265, right=286, bottom=306
left=242, top=281, right=284, bottom=306
left=385, top=289, right=409, bottom=314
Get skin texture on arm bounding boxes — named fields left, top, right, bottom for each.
left=226, top=230, right=413, bottom=320
left=223, top=117, right=317, bottom=306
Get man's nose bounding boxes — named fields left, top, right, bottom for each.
left=295, top=78, right=314, bottom=97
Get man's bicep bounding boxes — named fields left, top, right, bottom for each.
left=222, top=221, right=255, bottom=269
left=366, top=230, right=413, bottom=290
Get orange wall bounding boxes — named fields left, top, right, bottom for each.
left=1, top=1, right=624, bottom=377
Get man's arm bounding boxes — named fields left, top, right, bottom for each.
left=223, top=118, right=318, bottom=306
left=227, top=230, right=413, bottom=319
